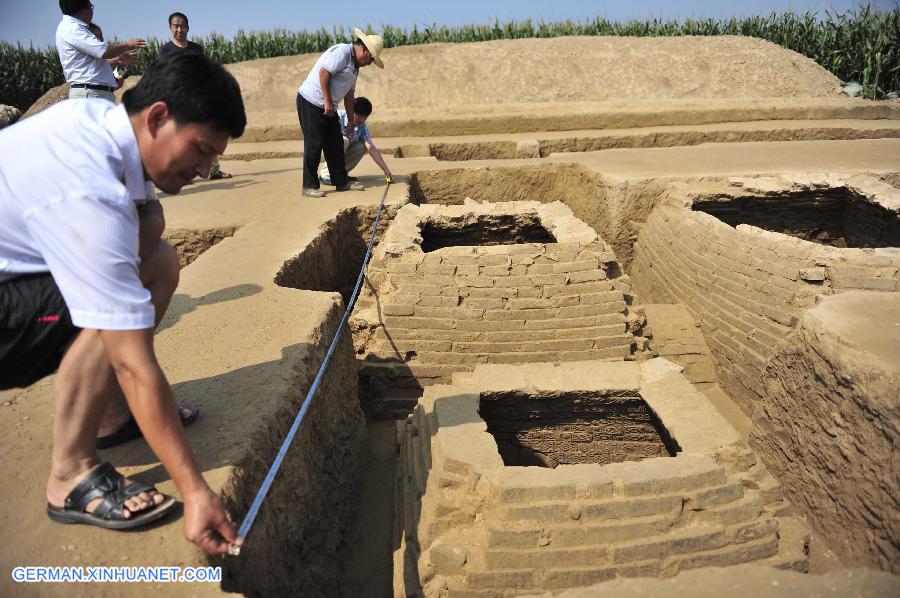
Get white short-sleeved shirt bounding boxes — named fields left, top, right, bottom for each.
left=0, top=100, right=157, bottom=330
left=55, top=15, right=116, bottom=87
left=298, top=43, right=358, bottom=108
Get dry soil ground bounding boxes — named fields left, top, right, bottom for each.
left=2, top=35, right=899, bottom=597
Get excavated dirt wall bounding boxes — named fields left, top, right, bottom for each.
left=275, top=209, right=368, bottom=304
left=274, top=205, right=401, bottom=304
left=220, top=300, right=367, bottom=596
left=411, top=125, right=900, bottom=162
left=755, top=292, right=899, bottom=572
left=163, top=226, right=238, bottom=268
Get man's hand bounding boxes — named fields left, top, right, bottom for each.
left=344, top=124, right=355, bottom=139
left=103, top=39, right=146, bottom=60
left=137, top=201, right=165, bottom=260
left=117, top=50, right=139, bottom=66
left=183, top=487, right=240, bottom=555
left=319, top=68, right=335, bottom=116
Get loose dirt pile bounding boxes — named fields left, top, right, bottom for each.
left=231, top=36, right=843, bottom=116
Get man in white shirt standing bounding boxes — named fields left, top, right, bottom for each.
left=56, top=0, right=145, bottom=102
left=296, top=28, right=384, bottom=198
left=0, top=53, right=246, bottom=554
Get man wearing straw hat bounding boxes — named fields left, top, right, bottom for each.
left=296, top=28, right=384, bottom=198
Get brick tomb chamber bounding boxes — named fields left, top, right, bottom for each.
left=394, top=360, right=804, bottom=596
left=350, top=199, right=652, bottom=419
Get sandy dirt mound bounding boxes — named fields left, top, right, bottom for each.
left=21, top=83, right=69, bottom=119
left=230, top=35, right=843, bottom=116
left=22, top=36, right=844, bottom=128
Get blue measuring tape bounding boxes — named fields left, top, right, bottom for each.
left=231, top=178, right=392, bottom=554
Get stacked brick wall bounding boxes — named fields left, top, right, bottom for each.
left=630, top=176, right=900, bottom=414
left=354, top=201, right=650, bottom=419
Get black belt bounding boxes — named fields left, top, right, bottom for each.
left=70, top=83, right=115, bottom=92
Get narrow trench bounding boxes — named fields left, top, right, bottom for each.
left=273, top=205, right=396, bottom=597
left=394, top=125, right=900, bottom=162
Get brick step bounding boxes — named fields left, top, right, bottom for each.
left=357, top=360, right=469, bottom=381
left=690, top=494, right=764, bottom=526
left=502, top=482, right=748, bottom=524
left=486, top=514, right=674, bottom=549
left=369, top=322, right=628, bottom=343
left=755, top=515, right=811, bottom=573
left=485, top=545, right=608, bottom=570
left=374, top=347, right=631, bottom=366
left=468, top=526, right=780, bottom=592
left=609, top=524, right=734, bottom=565
left=366, top=335, right=634, bottom=357
left=672, top=534, right=779, bottom=574
left=502, top=495, right=683, bottom=523
left=763, top=500, right=795, bottom=518
left=379, top=313, right=627, bottom=334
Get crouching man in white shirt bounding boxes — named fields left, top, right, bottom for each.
left=0, top=53, right=245, bottom=554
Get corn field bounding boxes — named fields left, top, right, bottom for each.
left=2, top=7, right=898, bottom=111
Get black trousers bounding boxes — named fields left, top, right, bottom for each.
left=296, top=93, right=348, bottom=189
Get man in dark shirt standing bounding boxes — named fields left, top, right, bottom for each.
left=158, top=12, right=232, bottom=180
left=158, top=12, right=203, bottom=58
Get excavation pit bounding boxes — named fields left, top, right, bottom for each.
left=480, top=391, right=676, bottom=468
left=420, top=214, right=556, bottom=252
left=691, top=188, right=900, bottom=248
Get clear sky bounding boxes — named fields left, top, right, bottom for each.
left=1, top=0, right=894, bottom=48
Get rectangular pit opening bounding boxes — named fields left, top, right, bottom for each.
left=420, top=214, right=556, bottom=252
left=692, top=190, right=900, bottom=248
left=479, top=391, right=678, bottom=468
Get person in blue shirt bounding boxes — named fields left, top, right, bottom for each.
left=319, top=97, right=393, bottom=186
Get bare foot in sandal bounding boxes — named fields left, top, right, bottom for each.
left=46, top=461, right=175, bottom=529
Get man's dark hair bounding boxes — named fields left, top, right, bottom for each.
left=123, top=53, right=246, bottom=138
left=354, top=97, right=373, bottom=117
left=59, top=0, right=90, bottom=15
left=168, top=12, right=189, bottom=25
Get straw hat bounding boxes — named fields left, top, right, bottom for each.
left=353, top=27, right=384, bottom=69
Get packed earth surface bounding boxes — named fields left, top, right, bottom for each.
left=1, top=35, right=898, bottom=597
